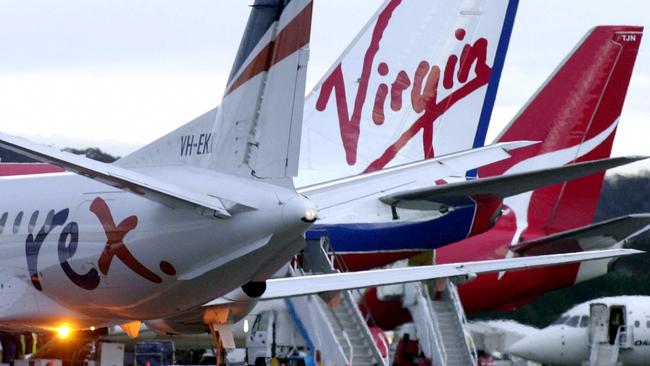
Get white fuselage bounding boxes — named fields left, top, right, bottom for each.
left=508, top=296, right=650, bottom=365
left=0, top=171, right=312, bottom=331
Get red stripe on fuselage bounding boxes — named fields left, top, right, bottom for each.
left=0, top=163, right=64, bottom=177
left=436, top=212, right=581, bottom=314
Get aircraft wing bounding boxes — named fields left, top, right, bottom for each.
left=0, top=132, right=232, bottom=218
left=512, top=214, right=650, bottom=256
left=298, top=141, right=537, bottom=211
left=205, top=248, right=640, bottom=304
left=380, top=156, right=646, bottom=210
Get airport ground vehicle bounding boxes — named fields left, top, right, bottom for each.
left=134, top=341, right=175, bottom=366
left=246, top=310, right=307, bottom=366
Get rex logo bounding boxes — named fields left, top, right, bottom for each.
left=26, top=197, right=176, bottom=291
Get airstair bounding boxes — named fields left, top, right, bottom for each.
left=291, top=234, right=478, bottom=366
left=285, top=236, right=389, bottom=366
left=397, top=279, right=477, bottom=366
left=583, top=303, right=627, bottom=366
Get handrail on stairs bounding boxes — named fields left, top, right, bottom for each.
left=417, top=283, right=447, bottom=366
left=318, top=236, right=383, bottom=330
left=287, top=263, right=353, bottom=366
left=446, top=280, right=478, bottom=365
left=610, top=326, right=622, bottom=364
left=310, top=235, right=389, bottom=366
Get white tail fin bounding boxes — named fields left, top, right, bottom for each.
left=118, top=1, right=313, bottom=187
left=116, top=107, right=219, bottom=168
left=297, top=0, right=519, bottom=186
left=211, top=0, right=312, bottom=183
left=119, top=0, right=518, bottom=187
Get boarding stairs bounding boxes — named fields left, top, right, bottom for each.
left=399, top=279, right=477, bottom=366
left=583, top=303, right=626, bottom=366
left=285, top=236, right=389, bottom=366
left=585, top=337, right=623, bottom=366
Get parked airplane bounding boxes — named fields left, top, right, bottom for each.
left=508, top=296, right=650, bottom=365
left=363, top=25, right=647, bottom=329
left=295, top=0, right=646, bottom=272
left=118, top=0, right=534, bottom=265
left=131, top=9, right=645, bottom=340
left=1, top=0, right=633, bottom=343
left=98, top=0, right=639, bottom=338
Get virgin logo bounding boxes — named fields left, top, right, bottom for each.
left=315, top=0, right=492, bottom=173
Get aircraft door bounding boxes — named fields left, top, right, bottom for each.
left=589, top=303, right=609, bottom=344
left=608, top=306, right=626, bottom=346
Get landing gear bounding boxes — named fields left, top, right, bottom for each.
left=203, top=304, right=246, bottom=366
left=208, top=323, right=226, bottom=366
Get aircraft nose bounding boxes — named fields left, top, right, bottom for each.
left=507, top=336, right=538, bottom=361
left=507, top=331, right=559, bottom=365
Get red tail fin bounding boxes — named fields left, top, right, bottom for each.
left=479, top=26, right=643, bottom=235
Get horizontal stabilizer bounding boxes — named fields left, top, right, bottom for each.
left=298, top=141, right=537, bottom=211
left=0, top=132, right=233, bottom=218
left=380, top=156, right=645, bottom=210
left=513, top=214, right=650, bottom=256
left=205, top=248, right=640, bottom=304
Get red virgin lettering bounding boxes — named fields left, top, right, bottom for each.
left=458, top=38, right=489, bottom=83
left=316, top=0, right=492, bottom=171
left=391, top=71, right=411, bottom=111
left=411, top=61, right=440, bottom=113
left=315, top=0, right=402, bottom=165
left=373, top=84, right=389, bottom=125
left=372, top=62, right=391, bottom=125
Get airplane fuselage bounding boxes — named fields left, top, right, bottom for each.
left=0, top=170, right=312, bottom=331
left=437, top=211, right=616, bottom=314
left=509, top=296, right=650, bottom=365
left=362, top=211, right=618, bottom=330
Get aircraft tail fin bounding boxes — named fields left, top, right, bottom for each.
left=479, top=26, right=643, bottom=235
left=119, top=1, right=313, bottom=187
left=120, top=0, right=520, bottom=187
left=297, top=0, right=519, bottom=185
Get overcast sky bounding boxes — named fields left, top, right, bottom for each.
left=0, top=1, right=648, bottom=173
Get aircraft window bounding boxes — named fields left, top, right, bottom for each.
left=43, top=210, right=55, bottom=232
left=13, top=211, right=23, bottom=234
left=580, top=316, right=590, bottom=328
left=566, top=316, right=580, bottom=328
left=646, top=321, right=650, bottom=329
left=0, top=212, right=7, bottom=234
left=28, top=211, right=39, bottom=234
left=635, top=320, right=640, bottom=328
left=552, top=316, right=569, bottom=325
